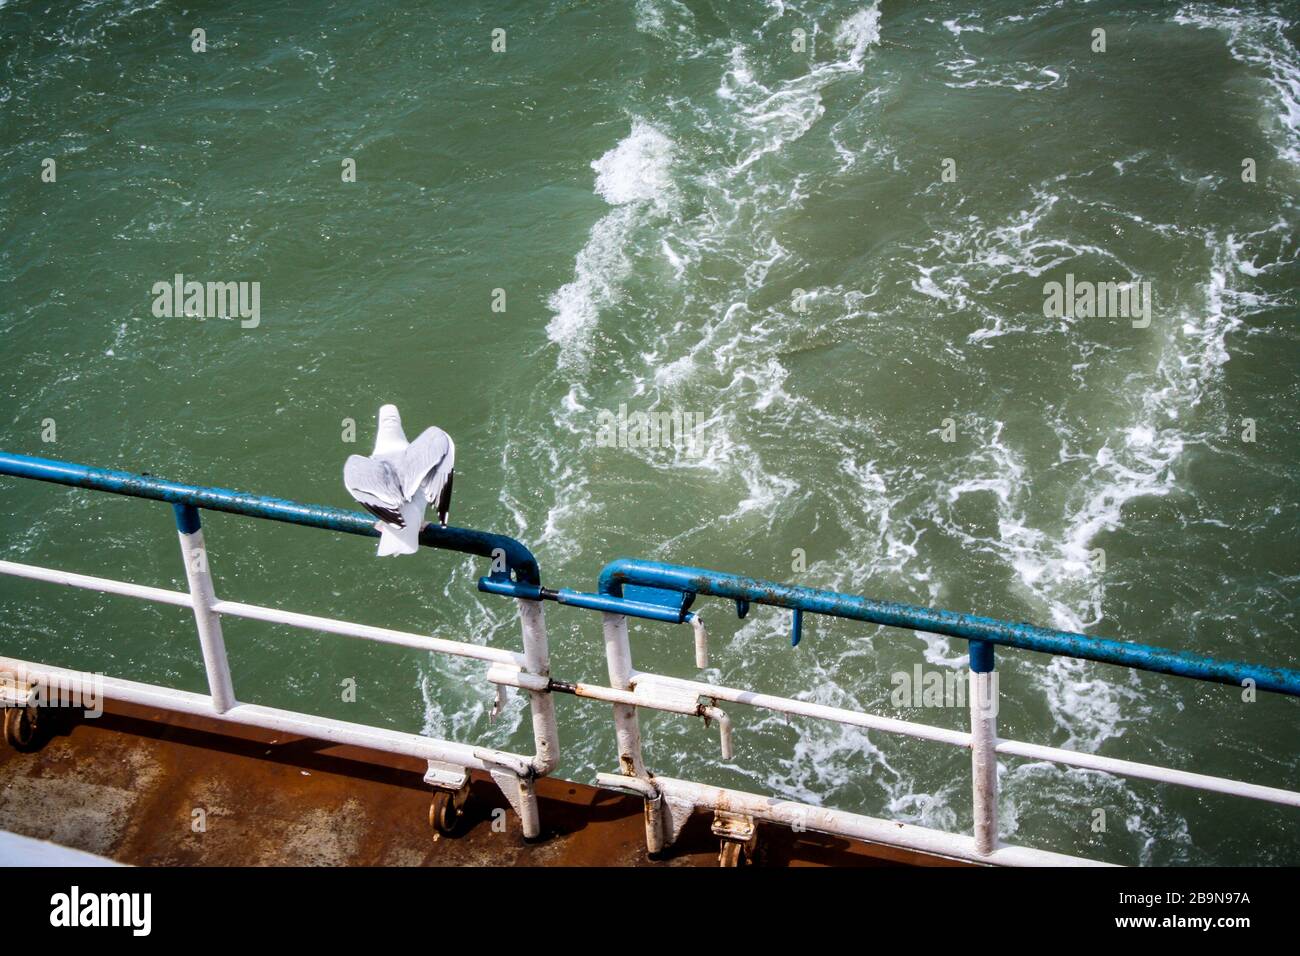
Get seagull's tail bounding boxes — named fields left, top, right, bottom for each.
left=376, top=501, right=424, bottom=557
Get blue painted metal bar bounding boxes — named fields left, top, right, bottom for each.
left=477, top=577, right=696, bottom=624
left=173, top=503, right=202, bottom=535
left=550, top=587, right=688, bottom=623
left=477, top=577, right=544, bottom=602
left=0, top=451, right=541, bottom=585
left=597, top=558, right=1300, bottom=698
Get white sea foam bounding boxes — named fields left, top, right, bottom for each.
left=941, top=18, right=985, bottom=36
left=942, top=59, right=1066, bottom=92
left=544, top=205, right=637, bottom=353
left=633, top=0, right=701, bottom=50
left=834, top=4, right=883, bottom=66
left=591, top=122, right=677, bottom=209
left=545, top=121, right=676, bottom=359
left=999, top=761, right=1195, bottom=864
left=597, top=3, right=890, bottom=523
left=716, top=3, right=882, bottom=172
left=533, top=0, right=1264, bottom=818
left=910, top=190, right=1130, bottom=345
left=946, top=224, right=1280, bottom=753
left=1174, top=4, right=1300, bottom=166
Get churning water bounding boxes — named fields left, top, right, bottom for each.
left=1, top=0, right=1297, bottom=864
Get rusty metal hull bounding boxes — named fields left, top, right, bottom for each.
left=0, top=701, right=967, bottom=867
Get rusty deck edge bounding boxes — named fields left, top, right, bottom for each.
left=0, top=699, right=973, bottom=867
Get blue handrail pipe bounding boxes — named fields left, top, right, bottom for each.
left=2, top=450, right=1298, bottom=697
left=0, top=451, right=540, bottom=585
left=594, top=558, right=1300, bottom=695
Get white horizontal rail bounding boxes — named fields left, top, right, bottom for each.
left=636, top=671, right=972, bottom=747
left=0, top=559, right=520, bottom=666
left=641, top=672, right=1300, bottom=809
left=0, top=558, right=195, bottom=608
left=209, top=599, right=522, bottom=666
left=993, top=738, right=1300, bottom=807
left=0, top=655, right=534, bottom=774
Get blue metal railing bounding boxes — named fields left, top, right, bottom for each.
left=3, top=450, right=1299, bottom=697
left=0, top=451, right=540, bottom=585
left=592, top=559, right=1300, bottom=696
left=485, top=552, right=1300, bottom=698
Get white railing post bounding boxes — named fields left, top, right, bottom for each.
left=600, top=610, right=666, bottom=852
left=174, top=505, right=235, bottom=713
left=516, top=598, right=559, bottom=776
left=969, top=641, right=998, bottom=856
left=601, top=612, right=646, bottom=777
left=501, top=597, right=558, bottom=839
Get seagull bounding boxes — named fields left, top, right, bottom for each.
left=343, top=404, right=455, bottom=557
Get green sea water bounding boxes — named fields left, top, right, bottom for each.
left=1, top=0, right=1298, bottom=864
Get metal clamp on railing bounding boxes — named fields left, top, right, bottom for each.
left=480, top=576, right=695, bottom=622
left=479, top=575, right=713, bottom=667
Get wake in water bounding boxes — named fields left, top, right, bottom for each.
left=1175, top=4, right=1300, bottom=166
left=545, top=121, right=678, bottom=359
left=0, top=0, right=1293, bottom=871
left=503, top=0, right=1300, bottom=863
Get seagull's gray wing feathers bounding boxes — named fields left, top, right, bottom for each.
left=399, top=427, right=455, bottom=503
left=343, top=455, right=406, bottom=526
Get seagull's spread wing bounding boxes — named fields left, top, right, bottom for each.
left=399, top=427, right=455, bottom=504
left=343, top=455, right=406, bottom=526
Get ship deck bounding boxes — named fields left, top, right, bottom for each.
left=0, top=700, right=969, bottom=867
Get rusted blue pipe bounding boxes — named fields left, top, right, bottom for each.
left=0, top=451, right=541, bottom=585
left=478, top=577, right=698, bottom=624
left=597, top=558, right=1300, bottom=697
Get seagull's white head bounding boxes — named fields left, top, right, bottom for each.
left=374, top=404, right=408, bottom=454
